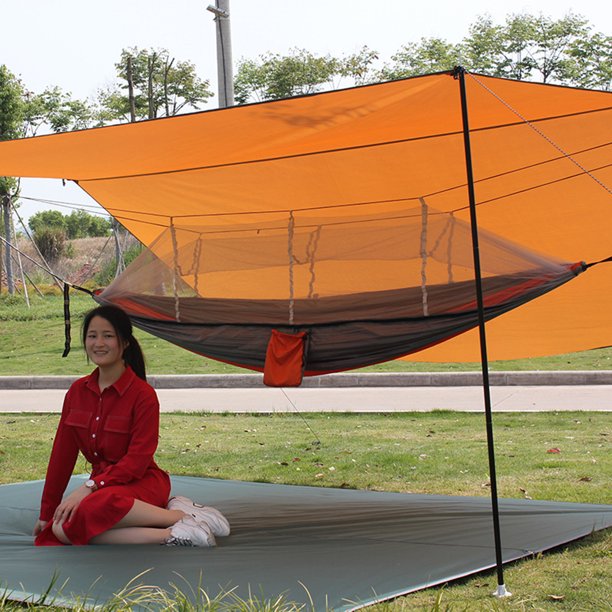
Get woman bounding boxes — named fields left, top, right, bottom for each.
left=33, top=305, right=229, bottom=547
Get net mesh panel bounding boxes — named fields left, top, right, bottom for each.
left=97, top=202, right=580, bottom=375
left=104, top=202, right=567, bottom=303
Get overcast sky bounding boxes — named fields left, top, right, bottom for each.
left=3, top=0, right=610, bottom=220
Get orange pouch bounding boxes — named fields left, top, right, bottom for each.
left=263, top=330, right=308, bottom=387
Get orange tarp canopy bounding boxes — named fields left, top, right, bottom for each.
left=0, top=71, right=610, bottom=361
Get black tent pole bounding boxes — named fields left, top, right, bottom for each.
left=453, top=66, right=511, bottom=598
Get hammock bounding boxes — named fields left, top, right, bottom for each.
left=92, top=202, right=585, bottom=380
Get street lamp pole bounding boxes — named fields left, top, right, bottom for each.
left=207, top=0, right=234, bottom=107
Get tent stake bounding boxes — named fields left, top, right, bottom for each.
left=454, top=66, right=511, bottom=598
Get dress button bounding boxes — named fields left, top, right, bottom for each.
left=94, top=452, right=98, bottom=456
left=100, top=481, right=105, bottom=486
left=92, top=434, right=96, bottom=438
left=96, top=416, right=100, bottom=421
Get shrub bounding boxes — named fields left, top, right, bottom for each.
left=33, top=226, right=67, bottom=262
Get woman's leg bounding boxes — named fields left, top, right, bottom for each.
left=90, top=500, right=219, bottom=545
left=111, top=499, right=184, bottom=529
left=53, top=500, right=185, bottom=544
left=90, top=526, right=172, bottom=545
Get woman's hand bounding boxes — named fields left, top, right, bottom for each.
left=53, top=485, right=92, bottom=525
left=33, top=519, right=48, bottom=536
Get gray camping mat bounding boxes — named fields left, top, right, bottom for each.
left=1, top=475, right=610, bottom=610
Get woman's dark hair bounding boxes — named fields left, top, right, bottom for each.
left=82, top=305, right=147, bottom=381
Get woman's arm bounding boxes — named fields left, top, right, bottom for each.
left=51, top=483, right=93, bottom=525
left=33, top=519, right=47, bottom=536
left=39, top=389, right=81, bottom=521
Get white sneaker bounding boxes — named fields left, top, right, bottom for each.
left=165, top=516, right=216, bottom=547
left=167, top=496, right=231, bottom=537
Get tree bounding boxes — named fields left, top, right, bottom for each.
left=85, top=214, right=112, bottom=238
left=29, top=208, right=111, bottom=239
left=1, top=64, right=96, bottom=293
left=28, top=209, right=66, bottom=235
left=521, top=13, right=589, bottom=84
left=377, top=38, right=462, bottom=81
left=0, top=71, right=93, bottom=140
left=234, top=47, right=380, bottom=104
left=377, top=12, right=609, bottom=90
left=460, top=16, right=514, bottom=77
left=32, top=87, right=94, bottom=133
left=567, top=32, right=612, bottom=90
left=65, top=209, right=111, bottom=239
left=460, top=13, right=598, bottom=85
left=0, top=65, right=26, bottom=294
left=97, top=47, right=213, bottom=122
left=338, top=46, right=380, bottom=86
left=235, top=49, right=339, bottom=104
left=0, top=67, right=24, bottom=202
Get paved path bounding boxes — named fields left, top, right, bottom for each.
left=2, top=384, right=611, bottom=413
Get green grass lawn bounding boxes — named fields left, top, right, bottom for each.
left=1, top=292, right=611, bottom=376
left=1, top=411, right=610, bottom=611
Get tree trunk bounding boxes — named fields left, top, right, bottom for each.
left=147, top=53, right=157, bottom=119
left=0, top=215, right=3, bottom=294
left=2, top=197, right=15, bottom=295
left=127, top=56, right=137, bottom=123
left=163, top=57, right=174, bottom=117
left=12, top=211, right=29, bottom=307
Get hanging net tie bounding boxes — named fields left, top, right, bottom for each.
left=287, top=210, right=295, bottom=325
left=447, top=212, right=456, bottom=283
left=307, top=225, right=322, bottom=300
left=192, top=236, right=203, bottom=295
left=169, top=218, right=182, bottom=322
left=419, top=197, right=429, bottom=316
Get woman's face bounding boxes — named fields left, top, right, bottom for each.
left=85, top=316, right=127, bottom=369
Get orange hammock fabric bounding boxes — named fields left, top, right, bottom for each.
left=0, top=71, right=610, bottom=362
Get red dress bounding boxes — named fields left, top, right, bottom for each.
left=35, top=366, right=171, bottom=546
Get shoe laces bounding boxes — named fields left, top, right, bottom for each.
left=164, top=536, right=194, bottom=547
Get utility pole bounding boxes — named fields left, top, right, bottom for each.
left=207, top=0, right=234, bottom=107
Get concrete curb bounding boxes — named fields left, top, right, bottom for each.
left=1, top=371, right=611, bottom=390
